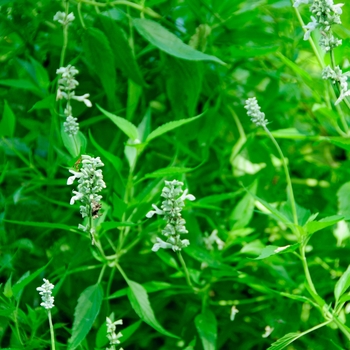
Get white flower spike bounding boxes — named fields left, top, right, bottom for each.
left=68, top=155, right=106, bottom=243
left=245, top=97, right=268, bottom=127
left=37, top=279, right=55, bottom=310
left=146, top=180, right=195, bottom=252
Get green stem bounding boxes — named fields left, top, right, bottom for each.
left=97, top=264, right=107, bottom=284
left=263, top=127, right=298, bottom=227
left=177, top=251, right=195, bottom=290
left=59, top=2, right=69, bottom=68
left=115, top=262, right=128, bottom=281
left=332, top=314, right=350, bottom=340
left=76, top=0, right=161, bottom=18
left=77, top=2, right=87, bottom=29
left=14, top=300, right=23, bottom=345
left=330, top=50, right=350, bottom=113
left=292, top=2, right=349, bottom=136
left=292, top=2, right=324, bottom=69
left=300, top=242, right=318, bottom=296
left=48, top=310, right=56, bottom=350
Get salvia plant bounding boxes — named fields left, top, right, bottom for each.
left=2, top=0, right=350, bottom=349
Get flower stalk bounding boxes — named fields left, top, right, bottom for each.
left=67, top=155, right=106, bottom=244
left=37, top=279, right=56, bottom=350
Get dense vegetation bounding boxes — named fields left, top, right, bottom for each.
left=1, top=0, right=350, bottom=349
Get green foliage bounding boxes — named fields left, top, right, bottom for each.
left=1, top=0, right=350, bottom=349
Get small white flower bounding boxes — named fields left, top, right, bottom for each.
left=303, top=16, right=318, bottom=40
left=106, top=317, right=123, bottom=348
left=230, top=306, right=239, bottom=321
left=146, top=204, right=164, bottom=218
left=67, top=169, right=83, bottom=185
left=262, top=325, right=274, bottom=338
left=152, top=237, right=173, bottom=252
left=53, top=11, right=75, bottom=26
left=72, top=93, right=92, bottom=107
left=70, top=190, right=84, bottom=205
left=180, top=189, right=196, bottom=201
left=332, top=3, right=344, bottom=14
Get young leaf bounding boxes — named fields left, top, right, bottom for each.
left=83, top=28, right=116, bottom=106
left=267, top=332, right=301, bottom=350
left=97, top=105, right=139, bottom=141
left=253, top=244, right=299, bottom=260
left=133, top=18, right=225, bottom=65
left=194, top=309, right=217, bottom=350
left=61, top=126, right=82, bottom=158
left=126, top=279, right=179, bottom=338
left=0, top=100, right=16, bottom=137
left=68, top=284, right=103, bottom=350
left=146, top=114, right=203, bottom=142
left=305, top=215, right=343, bottom=235
left=334, top=265, right=350, bottom=302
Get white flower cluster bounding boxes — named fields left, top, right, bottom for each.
left=53, top=11, right=75, bottom=26
left=56, top=65, right=92, bottom=136
left=294, top=0, right=343, bottom=51
left=36, top=279, right=55, bottom=310
left=146, top=180, right=195, bottom=252
left=106, top=317, right=123, bottom=350
left=322, top=66, right=350, bottom=105
left=244, top=97, right=268, bottom=127
left=203, top=229, right=225, bottom=251
left=67, top=155, right=106, bottom=239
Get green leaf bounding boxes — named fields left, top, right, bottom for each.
left=165, top=55, right=203, bottom=118
left=126, top=279, right=179, bottom=338
left=0, top=100, right=16, bottom=137
left=83, top=28, right=116, bottom=106
left=155, top=250, right=179, bottom=269
left=185, top=246, right=235, bottom=271
left=337, top=182, right=350, bottom=217
left=267, top=332, right=301, bottom=350
left=194, top=309, right=217, bottom=350
left=0, top=79, right=42, bottom=96
left=250, top=193, right=292, bottom=226
left=68, top=284, right=103, bottom=350
left=4, top=219, right=78, bottom=232
left=61, top=126, right=83, bottom=158
left=4, top=275, right=13, bottom=298
left=253, top=244, right=299, bottom=260
left=334, top=265, right=350, bottom=302
left=29, top=94, right=55, bottom=112
left=146, top=113, right=203, bottom=142
left=305, top=215, right=343, bottom=235
left=98, top=15, right=146, bottom=86
left=97, top=105, right=139, bottom=141
left=29, top=57, right=50, bottom=92
left=330, top=137, right=350, bottom=151
left=112, top=193, right=127, bottom=220
left=12, top=260, right=51, bottom=297
left=133, top=18, right=225, bottom=65
left=144, top=166, right=194, bottom=179
left=230, top=181, right=257, bottom=229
